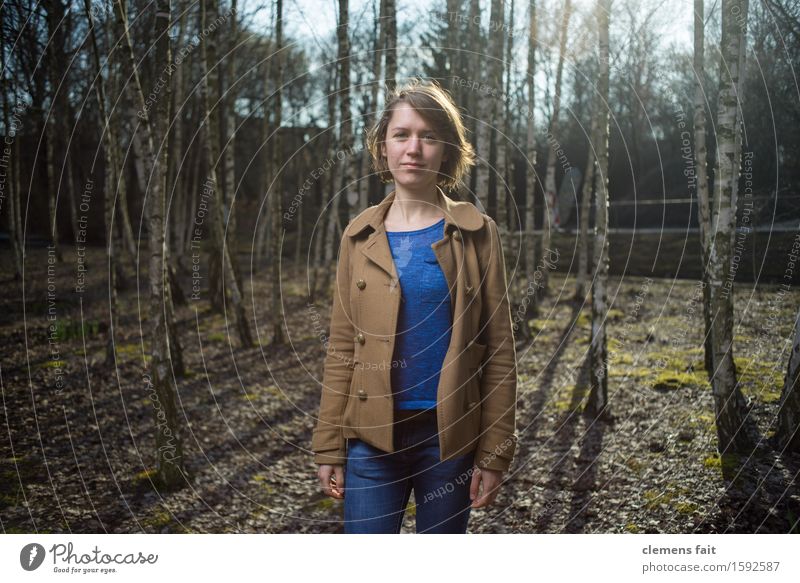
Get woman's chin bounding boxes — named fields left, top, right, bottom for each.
left=393, top=175, right=436, bottom=190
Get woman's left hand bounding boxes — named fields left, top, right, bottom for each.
left=469, top=466, right=504, bottom=508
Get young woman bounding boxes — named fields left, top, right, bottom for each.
left=312, top=79, right=518, bottom=534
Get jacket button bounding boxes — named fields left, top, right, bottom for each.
left=451, top=230, right=462, bottom=241
left=357, top=279, right=366, bottom=290
left=355, top=333, right=365, bottom=345
left=358, top=389, right=367, bottom=401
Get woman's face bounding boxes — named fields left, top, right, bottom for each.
left=380, top=102, right=447, bottom=191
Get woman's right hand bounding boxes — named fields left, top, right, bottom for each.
left=318, top=464, right=345, bottom=499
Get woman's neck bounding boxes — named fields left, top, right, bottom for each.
left=385, top=184, right=444, bottom=228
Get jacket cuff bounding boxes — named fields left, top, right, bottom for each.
left=314, top=449, right=347, bottom=466
left=474, top=433, right=518, bottom=472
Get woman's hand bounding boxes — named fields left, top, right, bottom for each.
left=469, top=466, right=503, bottom=508
left=318, top=464, right=345, bottom=499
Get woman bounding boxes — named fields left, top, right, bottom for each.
left=312, top=79, right=518, bottom=534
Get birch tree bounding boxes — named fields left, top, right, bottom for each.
left=540, top=0, right=572, bottom=298
left=220, top=0, right=243, bottom=291
left=384, top=0, right=397, bottom=94
left=82, top=0, right=124, bottom=366
left=474, top=0, right=505, bottom=213
left=694, top=0, right=713, bottom=376
left=708, top=0, right=752, bottom=453
left=45, top=0, right=65, bottom=262
left=575, top=91, right=599, bottom=301
left=115, top=0, right=185, bottom=487
left=520, top=0, right=539, bottom=336
left=269, top=0, right=286, bottom=345
left=255, top=14, right=275, bottom=268
left=586, top=0, right=610, bottom=417
left=337, top=0, right=359, bottom=221
left=200, top=0, right=253, bottom=347
left=0, top=5, right=23, bottom=279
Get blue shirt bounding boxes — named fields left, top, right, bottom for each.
left=385, top=218, right=452, bottom=410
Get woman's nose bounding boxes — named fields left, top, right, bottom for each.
left=406, top=136, right=421, bottom=153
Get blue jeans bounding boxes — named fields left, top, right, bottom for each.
left=344, top=409, right=475, bottom=533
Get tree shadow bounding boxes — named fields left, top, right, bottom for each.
left=531, top=351, right=609, bottom=533
left=696, top=441, right=800, bottom=533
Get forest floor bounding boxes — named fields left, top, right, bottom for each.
left=1, top=245, right=799, bottom=534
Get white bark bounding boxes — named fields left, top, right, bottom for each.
left=708, top=0, right=751, bottom=453
left=587, top=0, right=611, bottom=417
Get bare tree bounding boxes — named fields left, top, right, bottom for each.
left=384, top=0, right=397, bottom=93
left=220, top=0, right=243, bottom=291
left=707, top=0, right=752, bottom=453
left=269, top=0, right=286, bottom=345
left=255, top=17, right=276, bottom=269
left=474, top=0, right=505, bottom=214
left=199, top=0, right=253, bottom=347
left=693, top=0, right=714, bottom=376
left=540, top=0, right=572, bottom=298
left=115, top=0, right=185, bottom=488
left=0, top=5, right=23, bottom=279
left=585, top=0, right=610, bottom=417
left=575, top=90, right=599, bottom=302
left=45, top=0, right=67, bottom=262
left=337, top=0, right=359, bottom=221
left=520, top=0, right=539, bottom=334
left=169, top=0, right=191, bottom=257
left=82, top=0, right=125, bottom=366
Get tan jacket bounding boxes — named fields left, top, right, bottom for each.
left=311, top=188, right=518, bottom=472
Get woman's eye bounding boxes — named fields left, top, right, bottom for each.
left=423, top=135, right=436, bottom=141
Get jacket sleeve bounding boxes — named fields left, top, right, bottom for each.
left=474, top=217, right=519, bottom=472
left=310, top=230, right=355, bottom=465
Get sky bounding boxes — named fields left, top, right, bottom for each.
left=239, top=0, right=697, bottom=126
left=244, top=0, right=695, bottom=55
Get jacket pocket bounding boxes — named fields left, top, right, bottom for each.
left=464, top=340, right=487, bottom=412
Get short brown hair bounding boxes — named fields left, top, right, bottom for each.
left=365, top=78, right=475, bottom=191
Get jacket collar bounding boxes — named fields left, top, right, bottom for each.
left=346, top=185, right=485, bottom=238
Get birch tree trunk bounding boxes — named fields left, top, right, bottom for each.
left=82, top=0, right=121, bottom=366
left=474, top=0, right=505, bottom=214
left=115, top=0, right=185, bottom=488
left=384, top=0, right=397, bottom=94
left=316, top=67, right=339, bottom=303
left=1, top=4, right=23, bottom=279
left=104, top=10, right=139, bottom=260
left=200, top=0, right=253, bottom=347
left=45, top=2, right=63, bottom=262
left=496, top=0, right=510, bottom=234
left=169, top=0, right=189, bottom=256
left=540, top=0, right=572, bottom=298
left=694, top=0, right=714, bottom=376
left=520, top=0, right=538, bottom=337
left=586, top=0, right=610, bottom=418
left=575, top=92, right=599, bottom=301
left=708, top=0, right=751, bottom=453
left=337, top=0, right=359, bottom=222
left=270, top=0, right=286, bottom=345
left=774, top=307, right=800, bottom=452
left=221, top=0, right=243, bottom=291
left=255, top=27, right=275, bottom=269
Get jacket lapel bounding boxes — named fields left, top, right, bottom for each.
left=361, top=223, right=398, bottom=279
